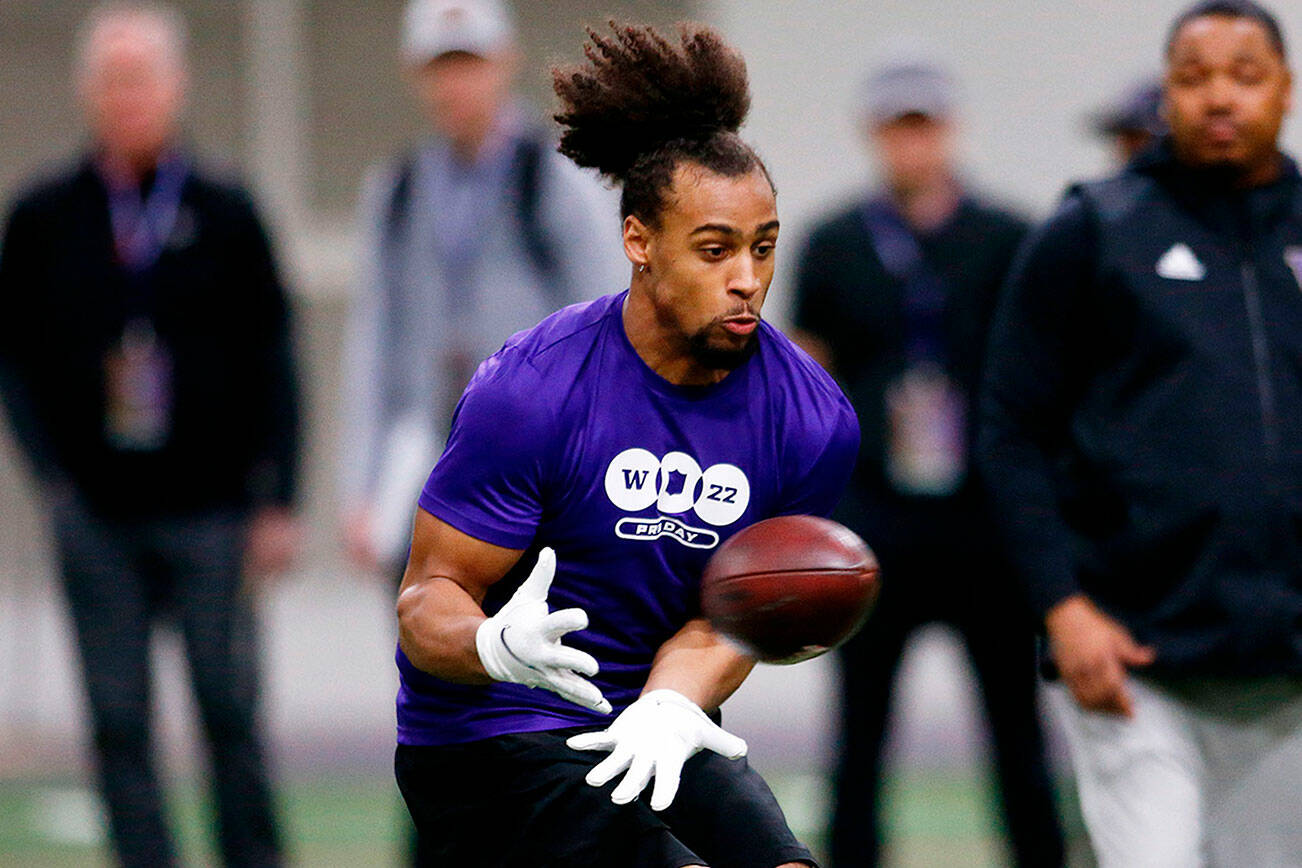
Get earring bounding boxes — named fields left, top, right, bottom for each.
left=638, top=264, right=647, bottom=273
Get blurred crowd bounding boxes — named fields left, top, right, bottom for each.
left=2, top=1, right=1299, bottom=867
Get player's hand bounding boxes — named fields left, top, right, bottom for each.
left=566, top=688, right=748, bottom=811
left=1045, top=594, right=1155, bottom=717
left=474, top=547, right=612, bottom=714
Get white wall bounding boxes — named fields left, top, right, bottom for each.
left=701, top=0, right=1302, bottom=327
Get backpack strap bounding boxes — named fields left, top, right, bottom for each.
left=374, top=150, right=419, bottom=324
left=384, top=150, right=418, bottom=240
left=510, top=132, right=567, bottom=307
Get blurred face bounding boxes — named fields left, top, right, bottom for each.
left=870, top=112, right=955, bottom=194
left=79, top=14, right=186, bottom=168
left=1165, top=14, right=1292, bottom=178
left=412, top=49, right=515, bottom=149
left=627, top=163, right=779, bottom=376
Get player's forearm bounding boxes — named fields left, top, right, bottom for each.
left=643, top=617, right=755, bottom=713
left=396, top=577, right=492, bottom=684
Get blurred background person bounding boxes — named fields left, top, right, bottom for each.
left=982, top=1, right=1302, bottom=864
left=1090, top=76, right=1166, bottom=165
left=792, top=56, right=1065, bottom=867
left=0, top=4, right=300, bottom=866
left=336, top=2, right=622, bottom=862
left=338, top=0, right=623, bottom=579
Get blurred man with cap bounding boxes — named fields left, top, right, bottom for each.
left=793, top=56, right=1065, bottom=867
left=1092, top=77, right=1167, bottom=164
left=337, top=3, right=621, bottom=862
left=339, top=0, right=621, bottom=576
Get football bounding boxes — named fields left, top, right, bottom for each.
left=701, top=515, right=880, bottom=664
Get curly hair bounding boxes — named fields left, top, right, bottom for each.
left=552, top=22, right=771, bottom=226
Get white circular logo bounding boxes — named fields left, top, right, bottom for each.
left=603, top=447, right=660, bottom=511
left=657, top=451, right=703, bottom=514
left=604, top=448, right=751, bottom=529
left=693, top=463, right=750, bottom=526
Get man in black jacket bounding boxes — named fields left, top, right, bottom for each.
left=793, top=58, right=1064, bottom=868
left=981, top=1, right=1302, bottom=864
left=0, top=6, right=298, bottom=866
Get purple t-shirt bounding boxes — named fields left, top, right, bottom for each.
left=397, top=291, right=859, bottom=745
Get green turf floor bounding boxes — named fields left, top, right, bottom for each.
left=0, top=768, right=1089, bottom=867
left=0, top=775, right=406, bottom=867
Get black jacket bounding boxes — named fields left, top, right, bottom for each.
left=0, top=158, right=300, bottom=518
left=794, top=196, right=1027, bottom=550
left=980, top=141, right=1302, bottom=675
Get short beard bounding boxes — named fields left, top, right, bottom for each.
left=686, top=323, right=760, bottom=372
left=1190, top=158, right=1251, bottom=188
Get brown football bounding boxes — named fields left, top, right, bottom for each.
left=701, top=515, right=880, bottom=664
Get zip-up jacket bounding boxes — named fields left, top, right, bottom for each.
left=979, top=141, right=1302, bottom=675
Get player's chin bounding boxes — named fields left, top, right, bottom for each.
left=690, top=327, right=759, bottom=372
left=1187, top=136, right=1254, bottom=169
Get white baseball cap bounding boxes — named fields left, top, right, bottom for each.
left=402, top=0, right=514, bottom=65
left=860, top=59, right=957, bottom=124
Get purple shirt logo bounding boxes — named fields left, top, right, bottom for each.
left=602, top=447, right=751, bottom=547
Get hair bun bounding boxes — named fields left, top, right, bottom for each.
left=552, top=22, right=752, bottom=182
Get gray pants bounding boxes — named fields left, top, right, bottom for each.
left=1049, top=675, right=1302, bottom=867
left=51, top=490, right=281, bottom=868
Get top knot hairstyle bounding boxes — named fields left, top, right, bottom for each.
left=552, top=22, right=772, bottom=226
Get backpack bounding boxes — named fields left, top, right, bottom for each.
left=382, top=131, right=564, bottom=306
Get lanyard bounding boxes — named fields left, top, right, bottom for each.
left=102, top=152, right=189, bottom=274
left=861, top=198, right=950, bottom=365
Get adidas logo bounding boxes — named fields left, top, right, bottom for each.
left=1156, top=243, right=1206, bottom=281
left=1286, top=247, right=1302, bottom=291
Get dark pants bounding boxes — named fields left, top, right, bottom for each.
left=396, top=729, right=815, bottom=868
left=829, top=498, right=1064, bottom=867
left=51, top=490, right=281, bottom=868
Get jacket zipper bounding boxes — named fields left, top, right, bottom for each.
left=1240, top=260, right=1280, bottom=459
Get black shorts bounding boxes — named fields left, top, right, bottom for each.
left=395, top=728, right=817, bottom=868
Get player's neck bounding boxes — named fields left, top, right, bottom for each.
left=623, top=286, right=732, bottom=388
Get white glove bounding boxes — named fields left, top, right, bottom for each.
left=475, top=547, right=611, bottom=714
left=566, top=688, right=748, bottom=811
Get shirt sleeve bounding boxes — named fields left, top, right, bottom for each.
left=0, top=197, right=63, bottom=484
left=338, top=163, right=398, bottom=506
left=417, top=352, right=553, bottom=549
left=976, top=193, right=1099, bottom=620
left=537, top=151, right=626, bottom=304
left=774, top=388, right=861, bottom=519
left=231, top=189, right=301, bottom=508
